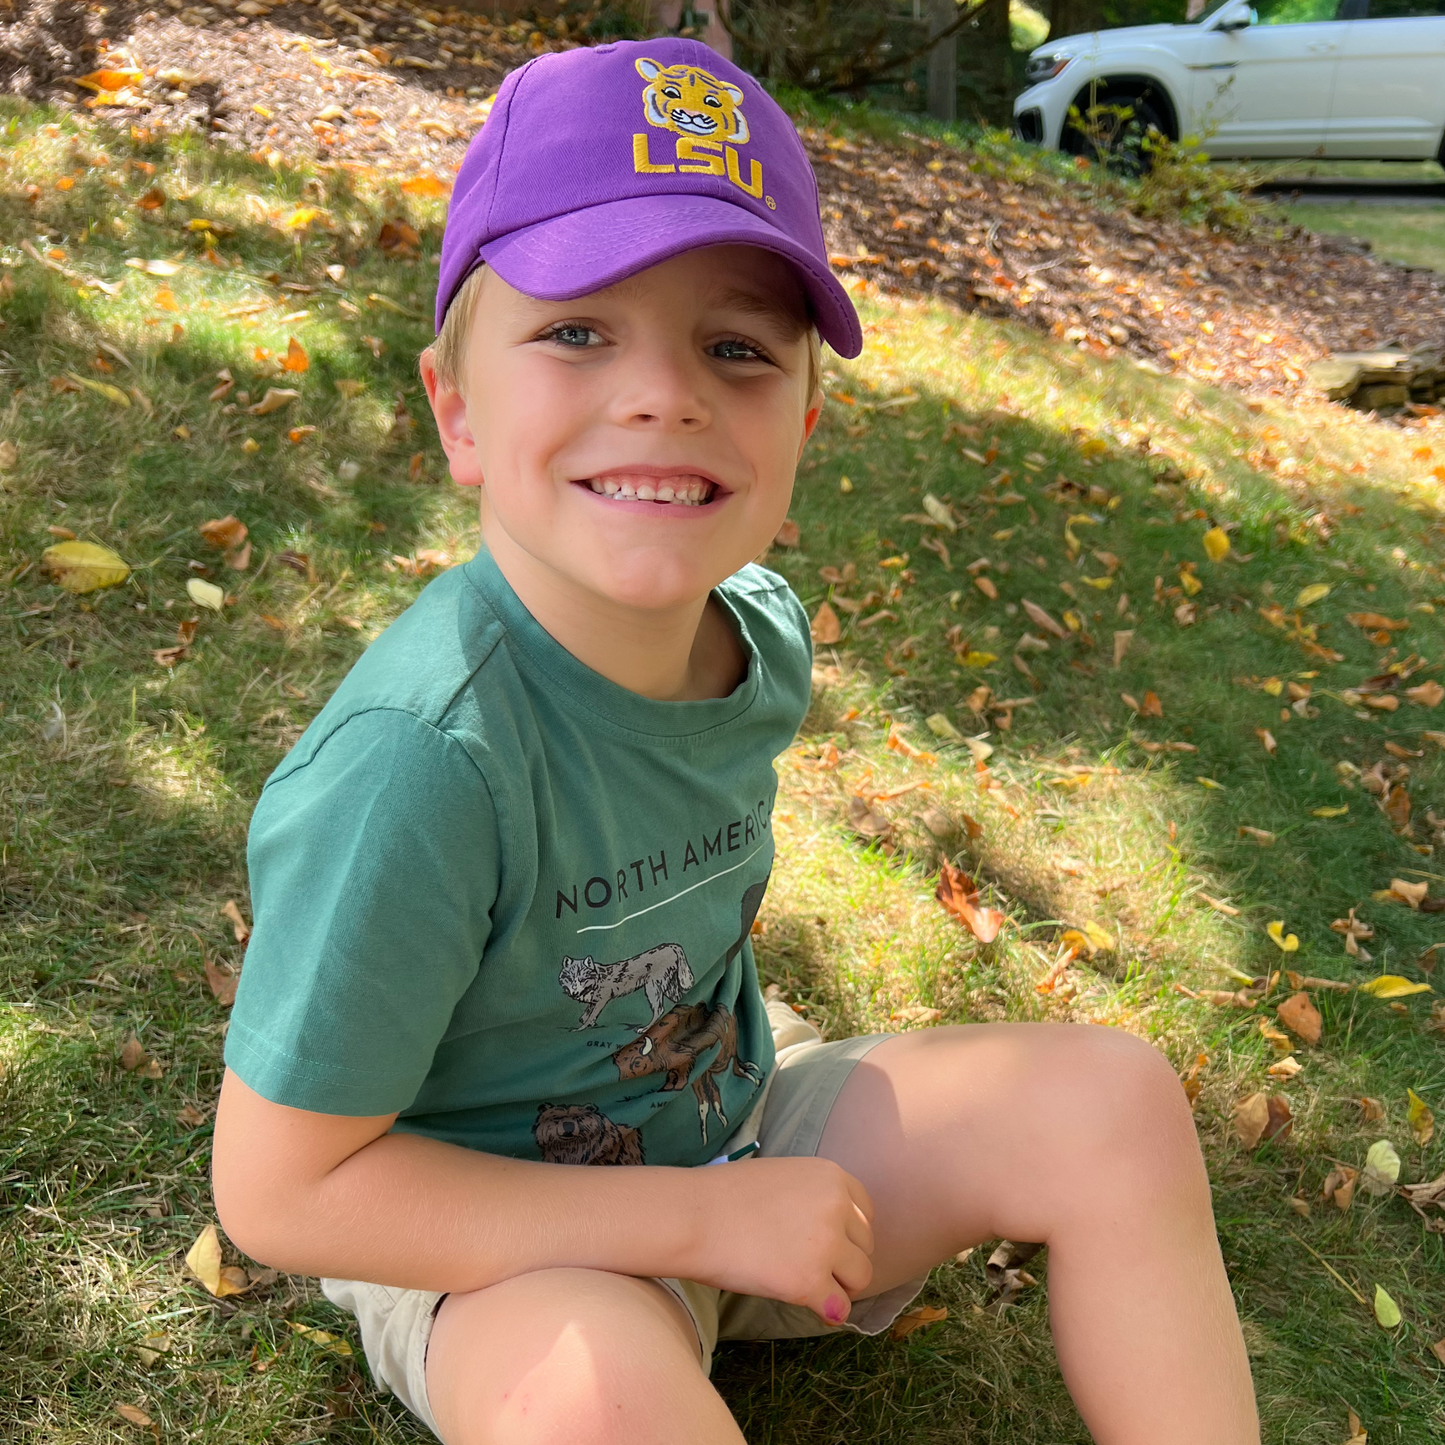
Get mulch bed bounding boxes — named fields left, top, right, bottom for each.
left=5, top=0, right=1443, bottom=404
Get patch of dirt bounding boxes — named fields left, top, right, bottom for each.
left=5, top=2, right=1443, bottom=401
left=804, top=124, right=1445, bottom=402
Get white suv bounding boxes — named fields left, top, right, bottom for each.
left=1013, top=0, right=1445, bottom=162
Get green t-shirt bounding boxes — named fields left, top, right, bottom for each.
left=224, top=548, right=813, bottom=1169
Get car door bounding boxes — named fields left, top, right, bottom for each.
left=1185, top=0, right=1347, bottom=156
left=1325, top=0, right=1445, bottom=157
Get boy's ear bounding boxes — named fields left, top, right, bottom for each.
left=798, top=388, right=825, bottom=458
left=419, top=345, right=485, bottom=489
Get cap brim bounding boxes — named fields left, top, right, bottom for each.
left=478, top=194, right=863, bottom=360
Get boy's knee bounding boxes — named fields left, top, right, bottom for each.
left=1061, top=1025, right=1202, bottom=1160
left=427, top=1268, right=708, bottom=1445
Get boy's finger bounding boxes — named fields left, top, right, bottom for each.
left=832, top=1248, right=874, bottom=1301
left=845, top=1205, right=874, bottom=1257
left=845, top=1173, right=876, bottom=1222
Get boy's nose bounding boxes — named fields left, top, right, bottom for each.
left=610, top=354, right=711, bottom=433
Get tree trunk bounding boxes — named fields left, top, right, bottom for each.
left=927, top=0, right=958, bottom=122
left=1047, top=0, right=1105, bottom=42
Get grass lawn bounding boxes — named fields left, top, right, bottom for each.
left=5, top=99, right=1445, bottom=1445
left=1278, top=202, right=1445, bottom=276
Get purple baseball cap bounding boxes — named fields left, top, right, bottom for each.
left=435, top=38, right=862, bottom=359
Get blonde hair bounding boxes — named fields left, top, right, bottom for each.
left=430, top=262, right=823, bottom=402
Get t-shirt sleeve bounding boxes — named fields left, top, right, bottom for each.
left=224, top=707, right=498, bottom=1116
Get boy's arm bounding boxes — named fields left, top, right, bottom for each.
left=212, top=1068, right=875, bottom=1324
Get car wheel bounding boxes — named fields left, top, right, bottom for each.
left=1063, top=89, right=1169, bottom=176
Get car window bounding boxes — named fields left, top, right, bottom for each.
left=1366, top=0, right=1445, bottom=16
left=1253, top=0, right=1346, bottom=23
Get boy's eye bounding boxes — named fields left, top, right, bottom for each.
left=710, top=337, right=769, bottom=363
left=541, top=324, right=601, bottom=349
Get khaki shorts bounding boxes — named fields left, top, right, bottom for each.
left=322, top=1007, right=923, bottom=1440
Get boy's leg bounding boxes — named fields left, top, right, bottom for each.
left=425, top=1267, right=744, bottom=1445
left=817, top=1023, right=1258, bottom=1445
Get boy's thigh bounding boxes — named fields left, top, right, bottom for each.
left=426, top=1268, right=734, bottom=1445
left=815, top=1021, right=1193, bottom=1290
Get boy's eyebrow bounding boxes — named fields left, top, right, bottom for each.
left=705, top=284, right=809, bottom=335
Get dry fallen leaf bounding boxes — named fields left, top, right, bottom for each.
left=119, top=1034, right=163, bottom=1078
left=221, top=898, right=252, bottom=944
left=984, top=1240, right=1043, bottom=1310
left=186, top=1223, right=249, bottom=1298
left=187, top=578, right=225, bottom=612
left=773, top=518, right=800, bottom=548
left=286, top=1321, right=354, bottom=1355
left=935, top=862, right=1005, bottom=944
left=1407, top=1088, right=1435, bottom=1146
left=1344, top=1410, right=1368, bottom=1445
left=399, top=172, right=451, bottom=198
left=1233, top=1092, right=1270, bottom=1148
left=847, top=794, right=893, bottom=842
left=245, top=387, right=299, bottom=416
left=1022, top=598, right=1067, bottom=639
left=1361, top=1139, right=1402, bottom=1196
left=1278, top=991, right=1323, bottom=1046
left=205, top=957, right=239, bottom=1006
left=1256, top=727, right=1277, bottom=756
left=974, top=575, right=999, bottom=600
left=281, top=336, right=310, bottom=373
left=41, top=540, right=130, bottom=593
left=1406, top=681, right=1445, bottom=708
left=115, top=1403, right=153, bottom=1427
left=1323, top=1164, right=1358, bottom=1211
left=1383, top=784, right=1412, bottom=832
left=198, top=515, right=247, bottom=552
left=889, top=1304, right=948, bottom=1340
left=811, top=602, right=841, bottom=645
left=1268, top=1055, right=1302, bottom=1079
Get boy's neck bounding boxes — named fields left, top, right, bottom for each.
left=482, top=526, right=747, bottom=703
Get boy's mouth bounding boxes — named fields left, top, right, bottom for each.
left=581, top=473, right=718, bottom=507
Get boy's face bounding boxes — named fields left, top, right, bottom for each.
left=422, top=245, right=823, bottom=614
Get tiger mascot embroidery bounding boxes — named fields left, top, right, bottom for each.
left=635, top=57, right=749, bottom=145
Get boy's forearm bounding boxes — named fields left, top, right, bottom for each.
left=222, top=1128, right=715, bottom=1294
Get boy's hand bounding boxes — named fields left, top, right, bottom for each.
left=689, top=1156, right=874, bottom=1324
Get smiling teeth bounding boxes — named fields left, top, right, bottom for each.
left=587, top=476, right=714, bottom=506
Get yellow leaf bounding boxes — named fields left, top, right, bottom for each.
left=1082, top=920, right=1115, bottom=952
left=1296, top=583, right=1331, bottom=608
left=65, top=371, right=130, bottom=406
left=286, top=1320, right=354, bottom=1355
left=1267, top=920, right=1300, bottom=953
left=282, top=206, right=322, bottom=230
left=1312, top=805, right=1349, bottom=817
left=187, top=578, right=225, bottom=611
left=1373, top=1285, right=1402, bottom=1329
left=925, top=713, right=963, bottom=741
left=1079, top=437, right=1108, bottom=458
left=1408, top=1088, right=1435, bottom=1146
left=77, top=68, right=143, bottom=92
left=1202, top=526, right=1231, bottom=563
left=1179, top=569, right=1203, bottom=596
left=1358, top=975, right=1432, bottom=998
left=41, top=540, right=130, bottom=593
left=1082, top=575, right=1114, bottom=590
left=960, top=651, right=998, bottom=668
left=1261, top=677, right=1283, bottom=696
left=1196, top=777, right=1224, bottom=790
left=185, top=1223, right=248, bottom=1297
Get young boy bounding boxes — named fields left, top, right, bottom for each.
left=212, top=38, right=1260, bottom=1445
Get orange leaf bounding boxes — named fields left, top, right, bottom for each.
left=811, top=602, right=841, bottom=645
left=1277, top=991, right=1322, bottom=1046
left=935, top=862, right=1005, bottom=944
left=889, top=1304, right=947, bottom=1340
left=198, top=515, right=248, bottom=552
left=400, top=173, right=451, bottom=198
left=281, top=336, right=309, bottom=373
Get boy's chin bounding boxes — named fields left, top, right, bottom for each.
left=579, top=554, right=737, bottom=613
